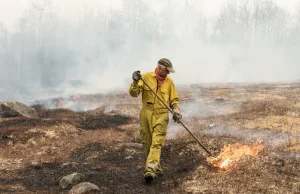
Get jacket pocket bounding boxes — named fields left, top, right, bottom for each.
left=160, top=89, right=169, bottom=104
left=143, top=86, right=154, bottom=103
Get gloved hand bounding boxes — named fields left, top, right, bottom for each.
left=132, top=70, right=141, bottom=83
left=173, top=110, right=182, bottom=123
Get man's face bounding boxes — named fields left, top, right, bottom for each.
left=157, top=64, right=170, bottom=77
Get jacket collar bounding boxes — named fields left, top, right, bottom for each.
left=150, top=71, right=156, bottom=77
left=150, top=69, right=169, bottom=81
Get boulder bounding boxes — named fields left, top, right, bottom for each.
left=59, top=173, right=85, bottom=189
left=0, top=100, right=38, bottom=118
left=69, top=182, right=100, bottom=194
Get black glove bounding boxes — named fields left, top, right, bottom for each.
left=173, top=111, right=182, bottom=123
left=132, top=70, right=141, bottom=83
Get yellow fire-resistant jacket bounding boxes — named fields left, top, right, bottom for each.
left=129, top=71, right=179, bottom=111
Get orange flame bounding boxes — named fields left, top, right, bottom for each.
left=208, top=141, right=265, bottom=170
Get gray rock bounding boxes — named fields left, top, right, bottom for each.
left=69, top=182, right=100, bottom=194
left=59, top=173, right=85, bottom=189
left=0, top=100, right=38, bottom=118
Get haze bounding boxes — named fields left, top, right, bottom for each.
left=0, top=0, right=300, bottom=101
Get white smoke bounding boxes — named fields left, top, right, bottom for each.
left=202, top=125, right=300, bottom=148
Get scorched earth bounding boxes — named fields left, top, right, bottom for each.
left=0, top=83, right=300, bottom=193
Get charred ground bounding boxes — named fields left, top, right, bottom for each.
left=0, top=83, right=300, bottom=193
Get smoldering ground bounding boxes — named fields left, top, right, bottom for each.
left=1, top=83, right=300, bottom=193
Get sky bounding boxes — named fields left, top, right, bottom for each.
left=0, top=0, right=299, bottom=31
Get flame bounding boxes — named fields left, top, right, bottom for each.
left=220, top=158, right=232, bottom=168
left=208, top=141, right=265, bottom=170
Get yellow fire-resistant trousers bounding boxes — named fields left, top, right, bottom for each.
left=139, top=106, right=169, bottom=176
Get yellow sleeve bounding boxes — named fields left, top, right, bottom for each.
left=129, top=78, right=143, bottom=97
left=169, top=81, right=180, bottom=110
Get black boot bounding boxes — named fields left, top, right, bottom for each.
left=144, top=172, right=154, bottom=183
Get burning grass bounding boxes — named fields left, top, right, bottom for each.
left=207, top=141, right=265, bottom=170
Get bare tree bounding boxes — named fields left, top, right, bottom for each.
left=213, top=0, right=241, bottom=44
left=0, top=22, right=8, bottom=54
left=0, top=22, right=9, bottom=84
left=252, top=0, right=289, bottom=46
left=287, top=1, right=300, bottom=48
left=213, top=0, right=289, bottom=47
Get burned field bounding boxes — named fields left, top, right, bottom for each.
left=0, top=83, right=300, bottom=193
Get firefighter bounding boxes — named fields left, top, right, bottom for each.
left=129, top=58, right=182, bottom=183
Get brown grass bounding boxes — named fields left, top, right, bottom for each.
left=0, top=83, right=300, bottom=193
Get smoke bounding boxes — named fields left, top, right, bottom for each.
left=167, top=122, right=183, bottom=139
left=202, top=125, right=300, bottom=148
left=179, top=95, right=241, bottom=117
left=269, top=152, right=300, bottom=160
left=0, top=0, right=300, bottom=103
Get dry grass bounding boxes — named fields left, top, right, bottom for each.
left=0, top=83, right=300, bottom=193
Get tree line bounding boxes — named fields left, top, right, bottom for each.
left=0, top=0, right=299, bottom=90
